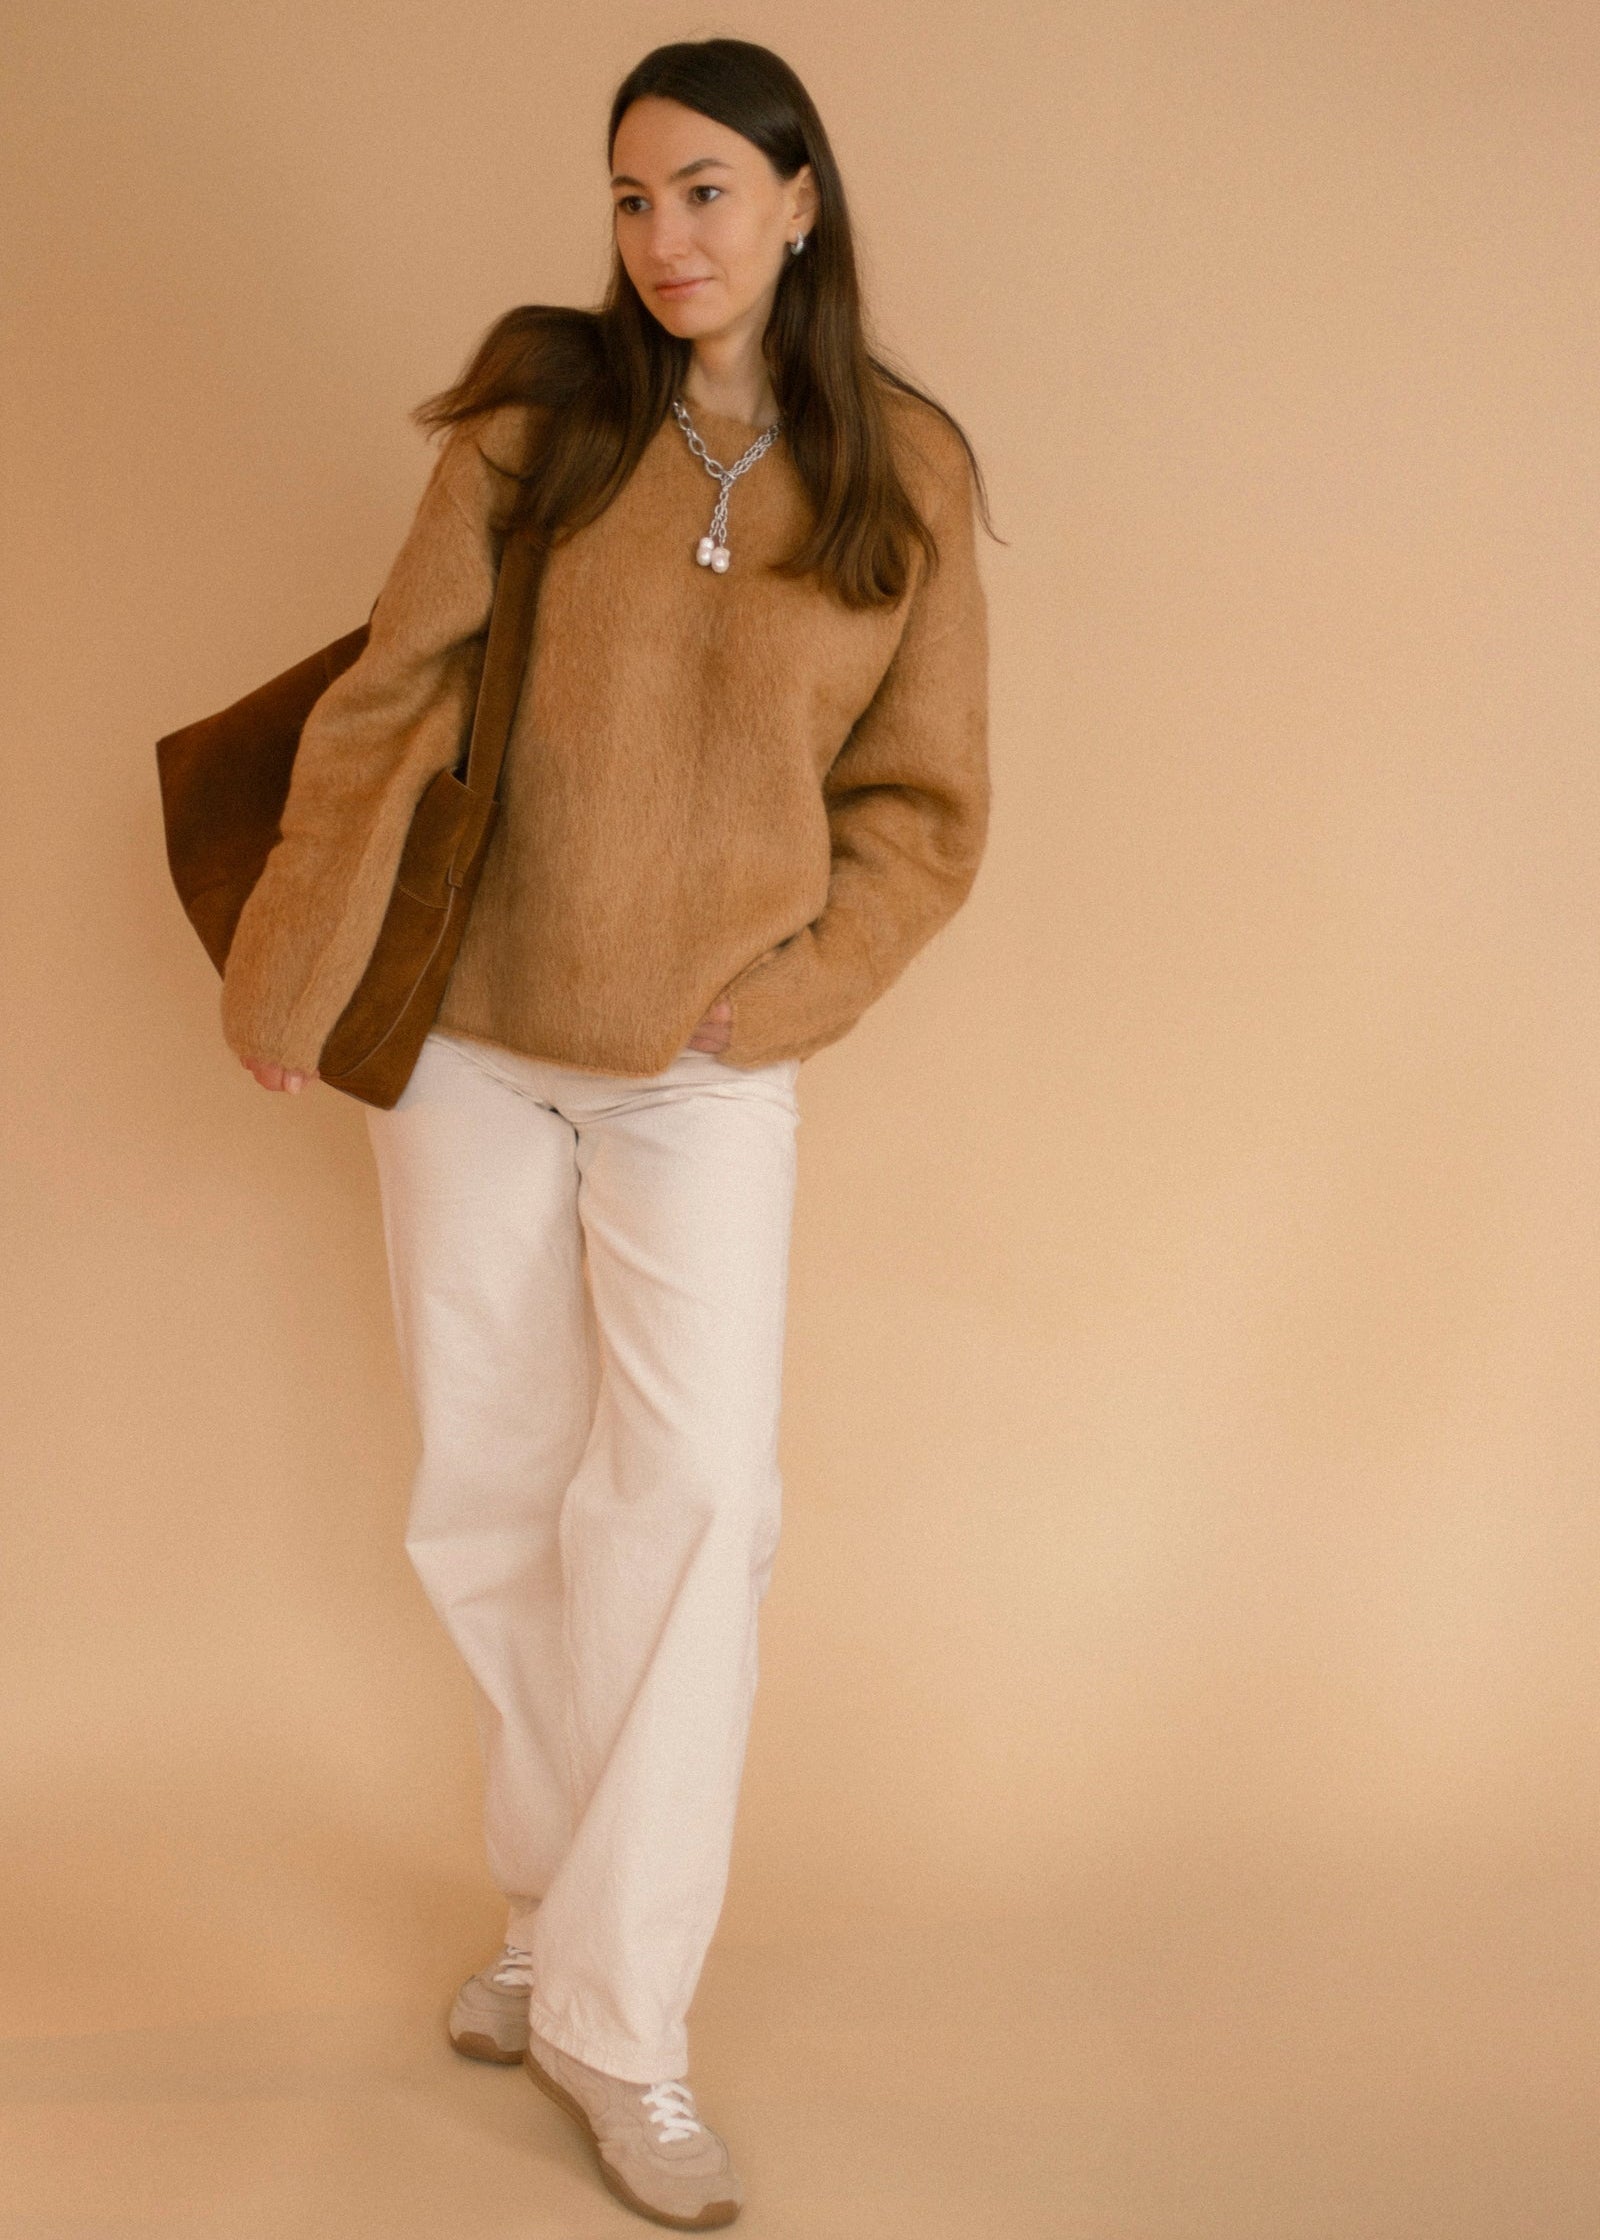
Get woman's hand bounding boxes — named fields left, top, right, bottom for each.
left=684, top=997, right=733, bottom=1055
left=240, top=1055, right=318, bottom=1093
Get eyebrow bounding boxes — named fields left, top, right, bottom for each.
left=610, top=157, right=733, bottom=190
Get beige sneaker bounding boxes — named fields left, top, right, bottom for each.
left=523, top=2023, right=743, bottom=2230
left=447, top=1941, right=534, bottom=2064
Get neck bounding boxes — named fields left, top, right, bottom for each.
left=679, top=336, right=780, bottom=431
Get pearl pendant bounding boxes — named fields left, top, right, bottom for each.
left=710, top=545, right=731, bottom=573
left=696, top=535, right=732, bottom=573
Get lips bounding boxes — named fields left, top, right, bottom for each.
left=656, top=277, right=710, bottom=295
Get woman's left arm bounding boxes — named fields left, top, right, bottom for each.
left=718, top=425, right=991, bottom=1067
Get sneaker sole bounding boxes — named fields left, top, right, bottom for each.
left=521, top=2045, right=741, bottom=2231
left=449, top=2025, right=525, bottom=2065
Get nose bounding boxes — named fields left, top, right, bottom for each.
left=639, top=205, right=697, bottom=268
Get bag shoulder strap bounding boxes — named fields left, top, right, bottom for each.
left=460, top=519, right=548, bottom=800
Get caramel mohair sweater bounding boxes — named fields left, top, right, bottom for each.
left=219, top=386, right=990, bottom=1078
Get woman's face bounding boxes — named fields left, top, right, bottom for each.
left=610, top=96, right=814, bottom=345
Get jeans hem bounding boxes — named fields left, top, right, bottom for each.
left=525, top=1996, right=690, bottom=2087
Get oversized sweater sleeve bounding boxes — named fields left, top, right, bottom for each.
left=719, top=417, right=991, bottom=1068
left=218, top=411, right=524, bottom=1074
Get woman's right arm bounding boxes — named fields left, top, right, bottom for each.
left=220, top=404, right=531, bottom=1083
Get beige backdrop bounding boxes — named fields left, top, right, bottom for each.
left=3, top=3, right=1596, bottom=2235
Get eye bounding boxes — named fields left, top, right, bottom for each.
left=613, top=184, right=723, bottom=218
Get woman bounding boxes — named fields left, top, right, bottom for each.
left=221, top=36, right=992, bottom=2232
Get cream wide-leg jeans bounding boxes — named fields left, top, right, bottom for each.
left=363, top=1025, right=802, bottom=2084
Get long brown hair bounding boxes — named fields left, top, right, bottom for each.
left=414, top=37, right=998, bottom=609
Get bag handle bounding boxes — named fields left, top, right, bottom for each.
left=462, top=522, right=547, bottom=796
left=447, top=520, right=549, bottom=885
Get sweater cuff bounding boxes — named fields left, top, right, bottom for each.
left=717, top=920, right=879, bottom=1067
left=217, top=980, right=330, bottom=1078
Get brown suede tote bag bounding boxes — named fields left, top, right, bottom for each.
left=156, top=521, right=547, bottom=1109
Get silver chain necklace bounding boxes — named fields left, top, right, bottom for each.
left=670, top=397, right=784, bottom=574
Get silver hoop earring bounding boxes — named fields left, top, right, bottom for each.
left=789, top=233, right=806, bottom=256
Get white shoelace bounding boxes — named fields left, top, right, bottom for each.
left=489, top=1941, right=536, bottom=1989
left=640, top=2079, right=703, bottom=2144
left=491, top=1943, right=703, bottom=2143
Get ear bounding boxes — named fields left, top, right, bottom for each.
left=789, top=162, right=819, bottom=230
